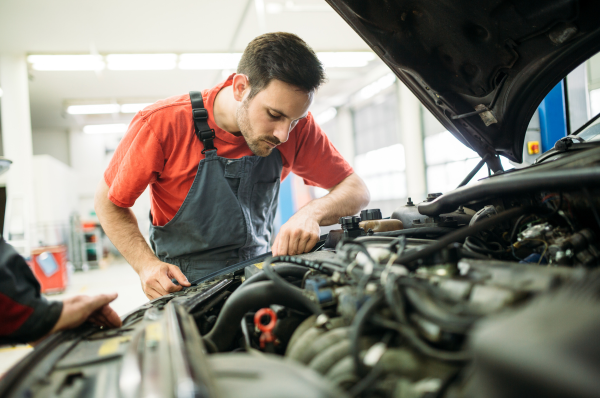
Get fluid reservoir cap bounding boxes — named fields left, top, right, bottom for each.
left=360, top=209, right=383, bottom=221
left=339, top=216, right=361, bottom=229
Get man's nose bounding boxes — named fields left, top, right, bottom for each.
left=273, top=121, right=291, bottom=143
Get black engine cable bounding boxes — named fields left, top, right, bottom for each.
left=395, top=206, right=533, bottom=268
left=370, top=315, right=471, bottom=362
left=374, top=227, right=456, bottom=238
left=348, top=332, right=394, bottom=398
left=262, top=256, right=323, bottom=315
left=350, top=292, right=385, bottom=378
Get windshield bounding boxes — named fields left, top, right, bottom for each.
left=574, top=113, right=600, bottom=142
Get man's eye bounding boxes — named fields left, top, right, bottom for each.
left=268, top=112, right=280, bottom=119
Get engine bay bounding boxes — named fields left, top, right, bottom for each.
left=134, top=158, right=600, bottom=397
left=3, top=156, right=600, bottom=398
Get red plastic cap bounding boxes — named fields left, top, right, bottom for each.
left=254, top=308, right=277, bottom=333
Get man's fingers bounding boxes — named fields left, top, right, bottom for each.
left=303, top=234, right=320, bottom=254
left=145, top=287, right=162, bottom=300
left=150, top=278, right=171, bottom=296
left=148, top=286, right=163, bottom=300
left=296, top=232, right=314, bottom=254
left=157, top=274, right=183, bottom=294
left=288, top=230, right=302, bottom=255
left=276, top=232, right=290, bottom=256
left=167, top=265, right=191, bottom=287
left=86, top=293, right=118, bottom=314
left=99, top=304, right=122, bottom=328
left=88, top=305, right=122, bottom=329
left=89, top=311, right=110, bottom=327
left=271, top=234, right=280, bottom=256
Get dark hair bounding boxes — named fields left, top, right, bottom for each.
left=237, top=32, right=326, bottom=98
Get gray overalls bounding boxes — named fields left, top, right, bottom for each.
left=149, top=91, right=282, bottom=281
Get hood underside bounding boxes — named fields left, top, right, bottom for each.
left=326, top=0, right=600, bottom=163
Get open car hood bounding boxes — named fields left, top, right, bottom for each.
left=325, top=0, right=600, bottom=163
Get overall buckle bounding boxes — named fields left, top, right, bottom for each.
left=193, top=108, right=208, bottom=120
left=200, top=129, right=217, bottom=154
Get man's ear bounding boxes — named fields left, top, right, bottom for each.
left=232, top=74, right=250, bottom=102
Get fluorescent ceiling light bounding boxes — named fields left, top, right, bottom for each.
left=315, top=107, right=337, bottom=125
left=106, top=54, right=177, bottom=70
left=358, top=73, right=396, bottom=100
left=28, top=55, right=105, bottom=71
left=179, top=53, right=243, bottom=70
left=83, top=123, right=128, bottom=134
left=317, top=52, right=375, bottom=68
left=266, top=1, right=332, bottom=13
left=120, top=103, right=153, bottom=113
left=67, top=104, right=120, bottom=115
left=266, top=2, right=284, bottom=13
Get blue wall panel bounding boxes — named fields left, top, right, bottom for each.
left=277, top=175, right=295, bottom=227
left=538, top=81, right=568, bottom=152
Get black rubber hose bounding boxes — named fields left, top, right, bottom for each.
left=464, top=236, right=504, bottom=255
left=403, top=286, right=479, bottom=333
left=374, top=228, right=457, bottom=237
left=459, top=246, right=491, bottom=259
left=241, top=264, right=309, bottom=287
left=371, top=315, right=470, bottom=362
left=350, top=292, right=385, bottom=377
left=263, top=257, right=323, bottom=316
left=418, top=167, right=600, bottom=216
left=266, top=255, right=334, bottom=275
left=203, top=280, right=318, bottom=352
left=385, top=274, right=407, bottom=324
left=395, top=206, right=532, bottom=268
left=355, top=237, right=438, bottom=247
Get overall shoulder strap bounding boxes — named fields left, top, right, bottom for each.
left=189, top=91, right=217, bottom=154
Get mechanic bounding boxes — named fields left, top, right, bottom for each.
left=94, top=32, right=370, bottom=300
left=0, top=238, right=122, bottom=345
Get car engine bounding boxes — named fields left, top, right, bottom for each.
left=161, top=163, right=600, bottom=397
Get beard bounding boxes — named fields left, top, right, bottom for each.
left=235, top=98, right=279, bottom=157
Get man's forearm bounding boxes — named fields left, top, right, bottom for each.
left=94, top=179, right=158, bottom=273
left=301, top=173, right=370, bottom=226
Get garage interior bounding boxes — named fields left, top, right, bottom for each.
left=1, top=0, right=600, bottom=380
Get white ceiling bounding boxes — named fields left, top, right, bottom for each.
left=0, top=0, right=387, bottom=131
left=0, top=0, right=369, bottom=54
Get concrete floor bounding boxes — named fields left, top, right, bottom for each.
left=0, top=258, right=148, bottom=376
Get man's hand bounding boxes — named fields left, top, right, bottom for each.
left=138, top=260, right=191, bottom=300
left=272, top=173, right=370, bottom=257
left=50, top=293, right=122, bottom=334
left=95, top=179, right=190, bottom=300
left=272, top=211, right=320, bottom=256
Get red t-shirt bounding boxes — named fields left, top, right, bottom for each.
left=104, top=75, right=353, bottom=226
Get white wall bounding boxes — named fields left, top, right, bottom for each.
left=32, top=154, right=77, bottom=246
left=32, top=128, right=70, bottom=166
left=69, top=130, right=151, bottom=237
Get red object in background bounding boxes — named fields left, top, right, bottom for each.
left=82, top=222, right=97, bottom=230
left=29, top=245, right=69, bottom=294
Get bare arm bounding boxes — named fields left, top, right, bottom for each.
left=94, top=179, right=190, bottom=299
left=272, top=173, right=370, bottom=256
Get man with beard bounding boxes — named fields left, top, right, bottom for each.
left=95, top=32, right=370, bottom=299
